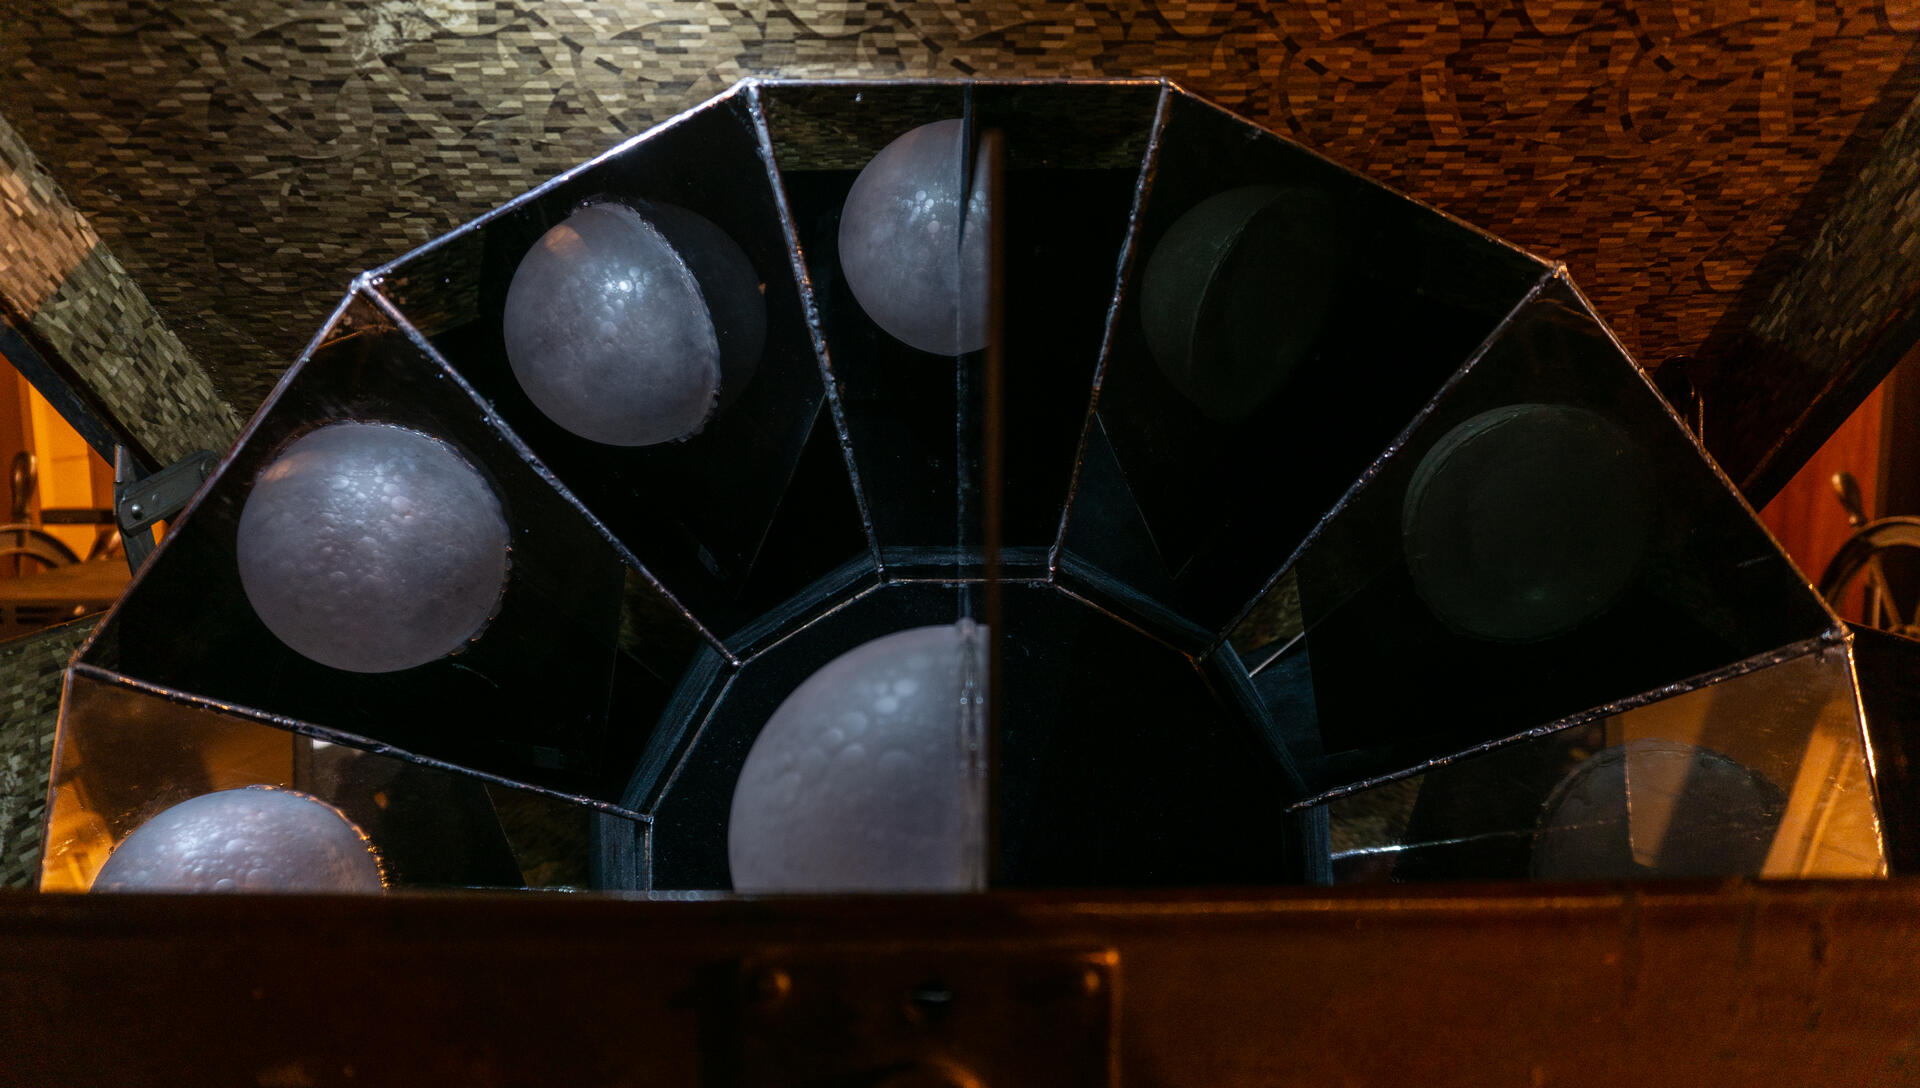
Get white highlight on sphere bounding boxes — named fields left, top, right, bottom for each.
left=237, top=422, right=510, bottom=673
left=92, top=787, right=385, bottom=894
left=838, top=119, right=990, bottom=355
left=728, top=621, right=987, bottom=893
left=504, top=202, right=722, bottom=446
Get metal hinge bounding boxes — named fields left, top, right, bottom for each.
left=114, top=445, right=218, bottom=574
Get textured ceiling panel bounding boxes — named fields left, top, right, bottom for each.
left=0, top=1, right=1916, bottom=416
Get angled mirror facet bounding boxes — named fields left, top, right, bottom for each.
left=1232, top=274, right=1838, bottom=799
left=1326, top=642, right=1883, bottom=882
left=373, top=88, right=868, bottom=638
left=76, top=292, right=706, bottom=807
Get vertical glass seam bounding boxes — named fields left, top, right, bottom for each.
left=1047, top=78, right=1172, bottom=579
left=742, top=80, right=888, bottom=581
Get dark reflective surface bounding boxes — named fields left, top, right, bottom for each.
left=1062, top=87, right=1552, bottom=633
left=40, top=669, right=628, bottom=891
left=638, top=580, right=1315, bottom=892
left=1324, top=644, right=1883, bottom=882
left=761, top=82, right=1159, bottom=571
left=374, top=91, right=867, bottom=637
left=1232, top=275, right=1840, bottom=798
left=78, top=294, right=703, bottom=806
left=38, top=79, right=1884, bottom=898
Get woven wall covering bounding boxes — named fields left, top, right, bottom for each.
left=1, top=1, right=1915, bottom=419
left=0, top=618, right=91, bottom=889
left=1709, top=84, right=1920, bottom=495
left=0, top=114, right=240, bottom=465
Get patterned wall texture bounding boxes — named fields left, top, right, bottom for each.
left=0, top=114, right=241, bottom=465
left=0, top=619, right=92, bottom=889
left=1, top=1, right=1916, bottom=419
left=1709, top=83, right=1920, bottom=497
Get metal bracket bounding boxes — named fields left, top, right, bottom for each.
left=727, top=944, right=1117, bottom=1088
left=114, top=445, right=217, bottom=574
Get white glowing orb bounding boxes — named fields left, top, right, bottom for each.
left=503, top=202, right=723, bottom=446
left=838, top=120, right=989, bottom=355
left=92, top=787, right=385, bottom=894
left=728, top=621, right=988, bottom=893
left=236, top=422, right=510, bottom=673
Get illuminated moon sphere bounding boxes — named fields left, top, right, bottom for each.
left=1401, top=403, right=1653, bottom=642
left=503, top=202, right=728, bottom=446
left=838, top=119, right=990, bottom=355
left=92, top=788, right=385, bottom=894
left=1140, top=185, right=1340, bottom=423
left=236, top=422, right=510, bottom=673
left=728, top=621, right=987, bottom=893
left=1531, top=740, right=1786, bottom=879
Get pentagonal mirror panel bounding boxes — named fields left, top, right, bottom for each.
left=75, top=292, right=710, bottom=807
left=41, top=669, right=629, bottom=892
left=1228, top=273, right=1836, bottom=799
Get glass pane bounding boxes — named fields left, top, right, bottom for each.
left=638, top=580, right=1314, bottom=892
left=41, top=669, right=627, bottom=892
left=1060, top=86, right=1552, bottom=634
left=1231, top=275, right=1837, bottom=798
left=970, top=81, right=1159, bottom=563
left=77, top=293, right=708, bottom=807
left=1325, top=643, right=1884, bottom=881
left=1849, top=623, right=1920, bottom=873
left=758, top=82, right=1157, bottom=575
left=372, top=90, right=869, bottom=639
left=757, top=82, right=972, bottom=573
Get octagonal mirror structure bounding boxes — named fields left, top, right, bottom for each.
left=40, top=78, right=1886, bottom=894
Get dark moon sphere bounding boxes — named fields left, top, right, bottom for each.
left=1531, top=740, right=1786, bottom=879
left=92, top=787, right=386, bottom=894
left=1401, top=403, right=1653, bottom=642
left=1140, top=185, right=1340, bottom=423
left=838, top=119, right=990, bottom=356
left=504, top=202, right=724, bottom=446
left=236, top=422, right=510, bottom=674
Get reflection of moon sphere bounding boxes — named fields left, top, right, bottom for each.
left=504, top=202, right=738, bottom=446
left=838, top=120, right=990, bottom=356
left=1402, top=404, right=1652, bottom=642
left=93, top=788, right=385, bottom=894
left=728, top=621, right=987, bottom=893
left=237, top=422, right=509, bottom=673
left=1531, top=740, right=1785, bottom=879
left=638, top=201, right=767, bottom=415
left=1140, top=186, right=1339, bottom=423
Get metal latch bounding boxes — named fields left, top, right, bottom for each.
left=725, top=944, right=1118, bottom=1088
